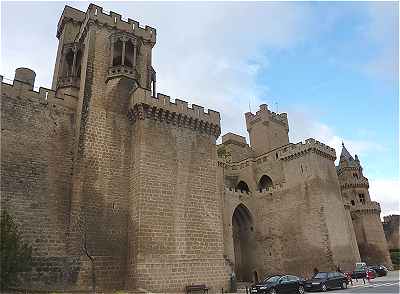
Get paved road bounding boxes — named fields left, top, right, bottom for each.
left=325, top=271, right=399, bottom=294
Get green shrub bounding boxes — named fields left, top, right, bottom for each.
left=0, top=211, right=33, bottom=290
left=389, top=249, right=400, bottom=265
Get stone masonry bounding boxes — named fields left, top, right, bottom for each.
left=0, top=3, right=393, bottom=293
left=383, top=215, right=400, bottom=251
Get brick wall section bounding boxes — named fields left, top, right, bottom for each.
left=129, top=117, right=229, bottom=292
left=1, top=82, right=75, bottom=287
left=383, top=215, right=400, bottom=250
left=223, top=142, right=361, bottom=280
left=353, top=212, right=393, bottom=267
left=68, top=25, right=133, bottom=290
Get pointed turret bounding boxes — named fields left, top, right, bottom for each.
left=340, top=142, right=354, bottom=161
left=336, top=143, right=393, bottom=269
left=338, top=142, right=360, bottom=168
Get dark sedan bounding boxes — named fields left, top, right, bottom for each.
left=251, top=274, right=305, bottom=294
left=369, top=265, right=388, bottom=276
left=304, top=272, right=348, bottom=292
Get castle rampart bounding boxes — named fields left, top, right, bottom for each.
left=245, top=104, right=288, bottom=128
left=340, top=178, right=369, bottom=189
left=278, top=138, right=336, bottom=161
left=60, top=4, right=156, bottom=44
left=1, top=71, right=78, bottom=110
left=129, top=87, right=221, bottom=137
left=351, top=201, right=381, bottom=214
left=222, top=132, right=248, bottom=146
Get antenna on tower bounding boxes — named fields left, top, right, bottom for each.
left=249, top=99, right=252, bottom=113
left=275, top=102, right=278, bottom=113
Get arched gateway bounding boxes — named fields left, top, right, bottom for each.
left=232, top=204, right=257, bottom=282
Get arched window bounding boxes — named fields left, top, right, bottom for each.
left=62, top=49, right=74, bottom=77
left=124, top=40, right=134, bottom=67
left=112, top=39, right=123, bottom=66
left=236, top=181, right=250, bottom=193
left=75, top=49, right=82, bottom=77
left=258, top=175, right=273, bottom=191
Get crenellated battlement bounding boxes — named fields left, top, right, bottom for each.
left=1, top=75, right=77, bottom=110
left=222, top=132, right=248, bottom=146
left=340, top=177, right=369, bottom=190
left=245, top=104, right=288, bottom=128
left=58, top=4, right=156, bottom=44
left=128, top=87, right=221, bottom=137
left=351, top=201, right=381, bottom=215
left=383, top=215, right=399, bottom=224
left=278, top=138, right=336, bottom=161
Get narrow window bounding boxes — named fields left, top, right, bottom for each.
left=351, top=200, right=355, bottom=206
left=358, top=193, right=365, bottom=204
left=124, top=40, right=134, bottom=67
left=112, top=39, right=123, bottom=66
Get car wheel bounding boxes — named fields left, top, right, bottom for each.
left=321, top=283, right=327, bottom=292
left=298, top=285, right=305, bottom=294
left=269, top=288, right=277, bottom=294
left=341, top=281, right=347, bottom=289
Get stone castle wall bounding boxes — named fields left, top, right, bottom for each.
left=222, top=138, right=361, bottom=280
left=352, top=209, right=393, bottom=267
left=0, top=79, right=77, bottom=287
left=383, top=215, right=400, bottom=251
left=127, top=87, right=228, bottom=292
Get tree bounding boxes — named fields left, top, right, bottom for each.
left=0, top=211, right=33, bottom=290
left=217, top=145, right=231, bottom=162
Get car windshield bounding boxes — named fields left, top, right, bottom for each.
left=313, top=272, right=328, bottom=279
left=355, top=263, right=366, bottom=270
left=263, top=276, right=281, bottom=283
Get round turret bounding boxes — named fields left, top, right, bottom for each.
left=15, top=67, right=36, bottom=89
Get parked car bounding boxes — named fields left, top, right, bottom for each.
left=351, top=266, right=376, bottom=279
left=250, top=274, right=305, bottom=294
left=304, top=272, right=348, bottom=292
left=369, top=265, right=388, bottom=276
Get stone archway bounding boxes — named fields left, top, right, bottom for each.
left=258, top=175, right=273, bottom=191
left=232, top=204, right=256, bottom=282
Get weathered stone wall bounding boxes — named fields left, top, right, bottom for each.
left=127, top=93, right=228, bottom=292
left=352, top=211, right=393, bottom=268
left=67, top=22, right=133, bottom=290
left=222, top=139, right=360, bottom=281
left=0, top=80, right=76, bottom=287
left=383, top=215, right=400, bottom=250
left=337, top=153, right=393, bottom=269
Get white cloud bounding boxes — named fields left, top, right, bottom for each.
left=288, top=107, right=386, bottom=162
left=146, top=2, right=317, bottom=137
left=2, top=1, right=317, bottom=138
left=369, top=179, right=400, bottom=217
left=362, top=2, right=399, bottom=81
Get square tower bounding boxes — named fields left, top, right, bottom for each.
left=245, top=104, right=289, bottom=156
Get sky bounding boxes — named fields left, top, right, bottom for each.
left=1, top=1, right=399, bottom=216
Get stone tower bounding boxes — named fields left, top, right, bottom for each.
left=337, top=143, right=393, bottom=268
left=245, top=104, right=289, bottom=157
left=52, top=3, right=226, bottom=292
